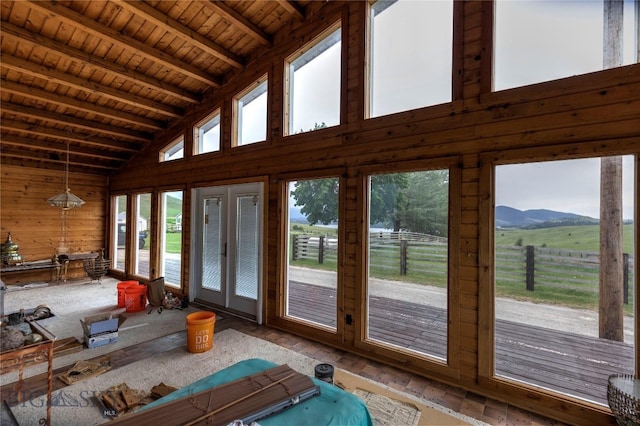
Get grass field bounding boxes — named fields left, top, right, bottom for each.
left=495, top=224, right=634, bottom=253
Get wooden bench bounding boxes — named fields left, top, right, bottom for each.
left=1, top=252, right=99, bottom=283
left=0, top=260, right=62, bottom=284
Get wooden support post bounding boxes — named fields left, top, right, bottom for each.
left=525, top=245, right=535, bottom=292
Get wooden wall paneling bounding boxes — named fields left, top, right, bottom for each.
left=0, top=165, right=107, bottom=283
left=345, top=2, right=366, bottom=125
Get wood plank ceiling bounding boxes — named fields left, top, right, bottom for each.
left=0, top=0, right=308, bottom=175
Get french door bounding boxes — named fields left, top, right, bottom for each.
left=192, top=183, right=263, bottom=322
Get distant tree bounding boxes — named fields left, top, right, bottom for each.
left=292, top=170, right=448, bottom=236
left=394, top=170, right=448, bottom=236
left=291, top=178, right=339, bottom=225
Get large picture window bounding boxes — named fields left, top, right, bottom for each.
left=368, top=0, right=453, bottom=118
left=367, top=169, right=450, bottom=360
left=285, top=178, right=339, bottom=330
left=111, top=194, right=127, bottom=272
left=494, top=0, right=639, bottom=91
left=134, top=193, right=151, bottom=279
left=284, top=25, right=341, bottom=136
left=493, top=155, right=636, bottom=404
left=160, top=190, right=183, bottom=288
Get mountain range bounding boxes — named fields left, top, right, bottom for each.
left=290, top=205, right=598, bottom=229
left=495, top=206, right=597, bottom=228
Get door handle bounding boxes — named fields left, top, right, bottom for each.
left=222, top=242, right=227, bottom=257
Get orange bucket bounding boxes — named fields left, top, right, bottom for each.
left=186, top=311, right=216, bottom=353
left=117, top=281, right=139, bottom=308
left=124, top=284, right=147, bottom=312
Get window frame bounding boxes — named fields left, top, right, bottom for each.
left=283, top=22, right=342, bottom=137
left=159, top=135, right=185, bottom=162
left=354, top=157, right=462, bottom=380
left=193, top=109, right=221, bottom=155
left=159, top=189, right=184, bottom=289
left=366, top=0, right=456, bottom=119
left=491, top=0, right=640, bottom=93
left=233, top=75, right=269, bottom=147
left=110, top=194, right=128, bottom=273
left=478, top=146, right=639, bottom=407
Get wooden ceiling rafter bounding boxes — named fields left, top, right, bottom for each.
left=200, top=1, right=273, bottom=46
left=0, top=134, right=128, bottom=163
left=26, top=0, right=222, bottom=88
left=0, top=54, right=184, bottom=119
left=114, top=0, right=245, bottom=70
left=1, top=79, right=166, bottom=130
left=277, top=0, right=306, bottom=21
left=0, top=101, right=153, bottom=143
left=0, top=144, right=118, bottom=171
left=0, top=119, right=141, bottom=153
left=2, top=22, right=202, bottom=104
left=0, top=0, right=310, bottom=174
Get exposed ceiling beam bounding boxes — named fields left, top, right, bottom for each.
left=1, top=55, right=183, bottom=119
left=27, top=0, right=222, bottom=87
left=0, top=21, right=201, bottom=104
left=277, top=1, right=306, bottom=20
left=0, top=134, right=128, bottom=162
left=0, top=145, right=118, bottom=170
left=201, top=0, right=272, bottom=46
left=115, top=0, right=245, bottom=69
left=1, top=79, right=166, bottom=131
left=1, top=119, right=142, bottom=152
left=1, top=101, right=153, bottom=143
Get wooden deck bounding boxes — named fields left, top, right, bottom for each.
left=288, top=281, right=634, bottom=405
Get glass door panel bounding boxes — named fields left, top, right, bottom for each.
left=202, top=197, right=223, bottom=292
left=233, top=196, right=259, bottom=299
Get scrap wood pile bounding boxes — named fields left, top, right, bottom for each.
left=99, top=382, right=177, bottom=417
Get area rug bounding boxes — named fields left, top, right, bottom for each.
left=2, top=277, right=198, bottom=383
left=9, top=329, right=487, bottom=426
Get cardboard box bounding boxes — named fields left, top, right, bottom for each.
left=85, top=331, right=119, bottom=349
left=80, top=313, right=126, bottom=336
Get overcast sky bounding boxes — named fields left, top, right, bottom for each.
left=495, top=156, right=636, bottom=220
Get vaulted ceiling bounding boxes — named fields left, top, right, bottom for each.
left=0, top=0, right=309, bottom=175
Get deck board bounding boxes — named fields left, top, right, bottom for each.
left=288, top=281, right=634, bottom=405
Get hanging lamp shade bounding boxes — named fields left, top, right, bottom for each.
left=47, top=141, right=85, bottom=209
left=47, top=188, right=85, bottom=209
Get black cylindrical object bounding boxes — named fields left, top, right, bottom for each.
left=314, top=363, right=334, bottom=384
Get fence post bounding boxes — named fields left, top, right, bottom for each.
left=318, top=235, right=325, bottom=264
left=293, top=235, right=298, bottom=260
left=525, top=245, right=535, bottom=291
left=623, top=253, right=629, bottom=304
left=400, top=240, right=407, bottom=275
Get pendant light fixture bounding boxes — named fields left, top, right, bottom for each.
left=47, top=142, right=85, bottom=209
